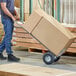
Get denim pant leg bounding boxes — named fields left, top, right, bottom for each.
left=2, top=19, right=14, bottom=54
left=0, top=42, right=5, bottom=53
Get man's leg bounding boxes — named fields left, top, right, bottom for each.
left=0, top=18, right=13, bottom=53
left=0, top=41, right=6, bottom=60
left=0, top=19, right=9, bottom=59
left=0, top=43, right=5, bottom=53
left=3, top=19, right=13, bottom=54
left=0, top=40, right=6, bottom=60
left=4, top=19, right=20, bottom=62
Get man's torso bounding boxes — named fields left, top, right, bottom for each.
left=0, top=0, right=14, bottom=19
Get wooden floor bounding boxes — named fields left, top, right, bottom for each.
left=0, top=63, right=76, bottom=76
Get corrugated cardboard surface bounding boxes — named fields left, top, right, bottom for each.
left=23, top=11, right=42, bottom=33
left=32, top=18, right=71, bottom=55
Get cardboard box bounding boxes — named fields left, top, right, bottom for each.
left=24, top=10, right=42, bottom=33
left=32, top=9, right=76, bottom=56
left=17, top=8, right=76, bottom=56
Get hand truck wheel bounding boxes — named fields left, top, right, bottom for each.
left=43, top=52, right=55, bottom=65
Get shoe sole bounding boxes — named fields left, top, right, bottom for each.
left=0, top=57, right=7, bottom=60
left=0, top=58, right=7, bottom=60
left=8, top=59, right=20, bottom=62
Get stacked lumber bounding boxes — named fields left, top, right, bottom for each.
left=66, top=27, right=76, bottom=53
left=0, top=63, right=76, bottom=76
left=0, top=16, right=3, bottom=43
left=13, top=23, right=46, bottom=50
left=0, top=23, right=4, bottom=43
left=0, top=23, right=2, bottom=42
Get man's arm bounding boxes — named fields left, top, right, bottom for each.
left=14, top=10, right=20, bottom=20
left=14, top=10, right=18, bottom=16
left=1, top=2, right=16, bottom=21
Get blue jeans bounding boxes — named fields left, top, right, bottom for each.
left=0, top=18, right=14, bottom=54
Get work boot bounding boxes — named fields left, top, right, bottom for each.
left=8, top=54, right=20, bottom=62
left=0, top=53, right=7, bottom=60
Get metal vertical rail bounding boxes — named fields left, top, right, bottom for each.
left=57, top=0, right=60, bottom=22
left=69, top=0, right=70, bottom=24
left=48, top=0, right=51, bottom=15
left=60, top=0, right=63, bottom=22
left=38, top=0, right=42, bottom=9
left=52, top=0, right=54, bottom=17
left=54, top=0, right=56, bottom=18
left=44, top=0, right=47, bottom=12
left=20, top=0, right=24, bottom=22
left=54, top=0, right=55, bottom=18
left=64, top=0, right=66, bottom=23
left=29, top=0, right=33, bottom=14
left=73, top=0, right=74, bottom=24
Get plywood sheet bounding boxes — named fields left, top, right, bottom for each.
left=0, top=63, right=76, bottom=76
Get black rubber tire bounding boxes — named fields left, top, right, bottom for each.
left=54, top=56, right=60, bottom=62
left=43, top=52, right=55, bottom=65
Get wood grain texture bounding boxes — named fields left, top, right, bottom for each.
left=67, top=48, right=76, bottom=53
left=0, top=63, right=76, bottom=76
left=13, top=42, right=46, bottom=50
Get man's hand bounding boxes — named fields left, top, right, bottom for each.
left=15, top=15, right=20, bottom=20
left=12, top=16, right=16, bottom=21
left=14, top=10, right=20, bottom=20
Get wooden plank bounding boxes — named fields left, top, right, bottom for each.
left=0, top=63, right=76, bottom=76
left=13, top=32, right=32, bottom=38
left=70, top=43, right=76, bottom=48
left=12, top=37, right=39, bottom=43
left=67, top=48, right=76, bottom=53
left=73, top=33, right=76, bottom=35
left=28, top=48, right=48, bottom=53
left=0, top=71, right=7, bottom=76
left=13, top=42, right=46, bottom=50
left=14, top=22, right=24, bottom=28
left=74, top=39, right=76, bottom=42
left=0, top=28, right=3, bottom=30
left=14, top=27, right=27, bottom=33
left=67, top=27, right=76, bottom=32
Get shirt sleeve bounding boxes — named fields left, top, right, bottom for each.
left=0, top=0, right=7, bottom=3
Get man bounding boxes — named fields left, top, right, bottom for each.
left=0, top=0, right=20, bottom=62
